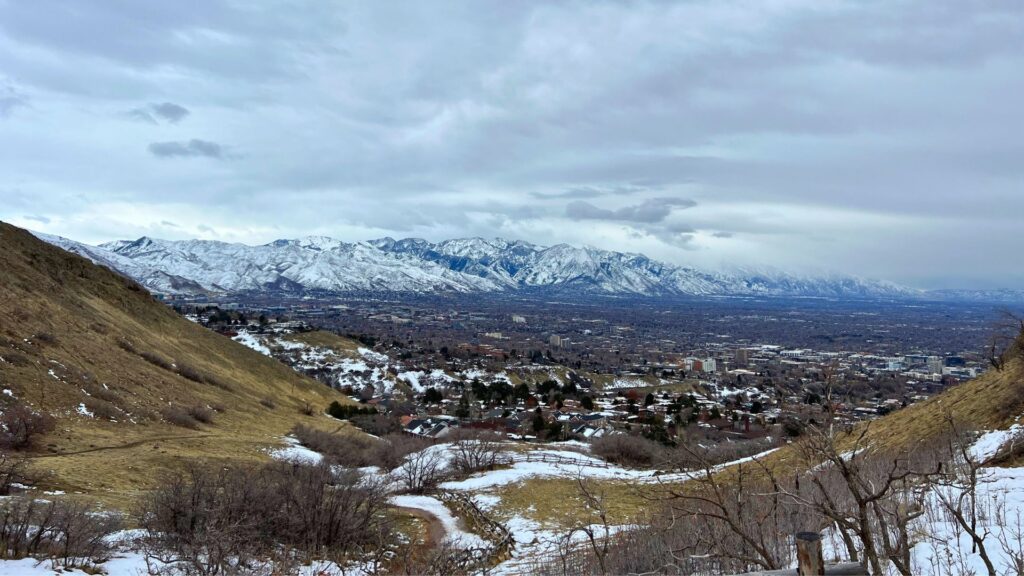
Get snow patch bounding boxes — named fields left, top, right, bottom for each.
left=268, top=436, right=323, bottom=465
left=389, top=494, right=488, bottom=549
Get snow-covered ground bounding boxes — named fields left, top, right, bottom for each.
left=389, top=495, right=488, bottom=549
left=911, top=466, right=1024, bottom=575
left=232, top=330, right=272, bottom=355
left=970, top=424, right=1023, bottom=462
left=268, top=435, right=324, bottom=465
left=231, top=329, right=401, bottom=394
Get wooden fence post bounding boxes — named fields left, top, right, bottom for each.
left=795, top=531, right=824, bottom=576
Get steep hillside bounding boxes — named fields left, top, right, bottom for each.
left=757, top=352, right=1024, bottom=476
left=0, top=222, right=357, bottom=503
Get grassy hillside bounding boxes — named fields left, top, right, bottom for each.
left=756, top=352, right=1024, bottom=475
left=0, top=222, right=358, bottom=504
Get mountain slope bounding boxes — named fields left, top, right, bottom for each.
left=757, top=349, right=1024, bottom=477
left=31, top=232, right=919, bottom=300
left=0, top=222, right=358, bottom=502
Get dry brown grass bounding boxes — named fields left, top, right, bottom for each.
left=489, top=477, right=655, bottom=528
left=282, top=330, right=362, bottom=353
left=736, top=355, right=1024, bottom=477
left=0, top=222, right=361, bottom=505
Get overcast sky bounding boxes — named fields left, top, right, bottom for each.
left=1, top=1, right=1021, bottom=289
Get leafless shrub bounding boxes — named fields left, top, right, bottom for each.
left=774, top=423, right=946, bottom=576
left=291, top=424, right=381, bottom=468
left=592, top=433, right=666, bottom=468
left=116, top=338, right=137, bottom=354
left=987, top=311, right=1024, bottom=372
left=0, top=352, right=31, bottom=367
left=202, top=373, right=233, bottom=391
left=160, top=405, right=199, bottom=429
left=84, top=397, right=121, bottom=421
left=350, top=413, right=402, bottom=436
left=376, top=433, right=432, bottom=471
left=449, top=429, right=509, bottom=474
left=396, top=444, right=447, bottom=493
left=174, top=363, right=232, bottom=391
left=83, top=384, right=121, bottom=404
left=299, top=402, right=315, bottom=416
left=0, top=452, right=34, bottom=495
left=138, top=461, right=392, bottom=575
left=0, top=496, right=120, bottom=568
left=33, top=331, right=58, bottom=345
left=0, top=402, right=55, bottom=450
left=140, top=351, right=173, bottom=371
left=396, top=538, right=471, bottom=576
left=175, top=363, right=205, bottom=383
left=131, top=407, right=158, bottom=423
left=187, top=405, right=214, bottom=424
left=259, top=397, right=277, bottom=410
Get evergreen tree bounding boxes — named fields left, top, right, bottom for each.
left=532, top=408, right=546, bottom=433
left=455, top=395, right=470, bottom=419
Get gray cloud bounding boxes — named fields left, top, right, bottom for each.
left=0, top=96, right=25, bottom=117
left=23, top=214, right=50, bottom=224
left=531, top=184, right=649, bottom=200
left=148, top=139, right=224, bottom=159
left=0, top=82, right=27, bottom=118
left=128, top=102, right=190, bottom=124
left=126, top=108, right=157, bottom=124
left=0, top=0, right=1022, bottom=288
left=151, top=102, right=189, bottom=123
left=566, top=198, right=697, bottom=223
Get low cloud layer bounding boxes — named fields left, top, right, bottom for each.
left=0, top=0, right=1021, bottom=289
left=566, top=198, right=697, bottom=224
left=148, top=139, right=223, bottom=159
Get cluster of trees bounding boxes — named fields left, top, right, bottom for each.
left=326, top=400, right=377, bottom=420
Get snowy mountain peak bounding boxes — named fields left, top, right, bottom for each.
left=37, top=232, right=923, bottom=300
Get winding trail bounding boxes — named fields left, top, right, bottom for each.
left=393, top=505, right=446, bottom=550
left=29, top=433, right=215, bottom=458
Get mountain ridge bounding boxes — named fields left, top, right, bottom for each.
left=29, top=228, right=930, bottom=300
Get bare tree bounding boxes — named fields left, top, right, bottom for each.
left=778, top=423, right=942, bottom=575
left=558, top=477, right=613, bottom=576
left=986, top=311, right=1024, bottom=372
left=0, top=452, right=35, bottom=495
left=663, top=444, right=795, bottom=572
left=450, top=430, right=509, bottom=474
left=0, top=402, right=55, bottom=450
left=397, top=445, right=446, bottom=493
left=927, top=414, right=1017, bottom=576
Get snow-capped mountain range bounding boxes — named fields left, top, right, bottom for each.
left=35, top=232, right=922, bottom=300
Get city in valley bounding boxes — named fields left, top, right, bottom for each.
left=177, top=292, right=992, bottom=450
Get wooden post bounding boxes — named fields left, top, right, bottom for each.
left=795, top=531, right=825, bottom=576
